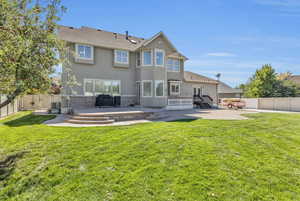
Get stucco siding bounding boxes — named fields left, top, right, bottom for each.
left=63, top=44, right=136, bottom=96
left=182, top=82, right=218, bottom=104
left=167, top=60, right=184, bottom=81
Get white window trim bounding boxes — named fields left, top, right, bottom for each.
left=75, top=44, right=94, bottom=60
left=83, top=79, right=121, bottom=96
left=142, top=80, right=153, bottom=97
left=142, top=50, right=153, bottom=66
left=154, top=48, right=165, bottom=67
left=155, top=80, right=165, bottom=97
left=114, top=49, right=129, bottom=65
left=170, top=82, right=180, bottom=95
left=167, top=58, right=180, bottom=72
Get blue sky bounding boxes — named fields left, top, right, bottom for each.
left=60, top=0, right=300, bottom=87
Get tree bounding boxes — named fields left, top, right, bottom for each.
left=244, top=64, right=279, bottom=98
left=276, top=72, right=298, bottom=97
left=243, top=65, right=297, bottom=98
left=0, top=0, right=70, bottom=108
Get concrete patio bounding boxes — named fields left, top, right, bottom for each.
left=43, top=108, right=264, bottom=127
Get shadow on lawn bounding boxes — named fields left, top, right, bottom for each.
left=0, top=152, right=26, bottom=181
left=3, top=114, right=55, bottom=127
left=168, top=118, right=198, bottom=123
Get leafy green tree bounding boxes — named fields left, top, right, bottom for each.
left=244, top=64, right=279, bottom=97
left=0, top=0, right=71, bottom=108
left=244, top=65, right=297, bottom=98
left=276, top=73, right=298, bottom=97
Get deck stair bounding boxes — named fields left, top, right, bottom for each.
left=65, top=110, right=158, bottom=125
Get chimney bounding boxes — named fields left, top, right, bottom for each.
left=125, top=31, right=129, bottom=40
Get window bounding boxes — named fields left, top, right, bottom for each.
left=84, top=80, right=94, bottom=96
left=170, top=82, right=180, bottom=95
left=136, top=52, right=141, bottom=66
left=142, top=81, right=152, bottom=97
left=84, top=79, right=120, bottom=96
left=115, top=50, right=129, bottom=64
left=194, top=87, right=203, bottom=96
left=155, top=49, right=165, bottom=66
left=167, top=59, right=180, bottom=72
left=76, top=44, right=93, bottom=59
left=155, top=81, right=164, bottom=97
left=95, top=80, right=105, bottom=94
left=142, top=50, right=152, bottom=66
left=111, top=81, right=121, bottom=95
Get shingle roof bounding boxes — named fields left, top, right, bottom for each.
left=58, top=26, right=188, bottom=60
left=218, top=81, right=243, bottom=94
left=58, top=26, right=146, bottom=51
left=288, top=75, right=300, bottom=85
left=184, top=71, right=218, bottom=84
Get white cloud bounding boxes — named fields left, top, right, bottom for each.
left=206, top=52, right=237, bottom=57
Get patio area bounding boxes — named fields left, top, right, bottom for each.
left=43, top=107, right=263, bottom=127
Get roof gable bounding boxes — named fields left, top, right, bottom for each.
left=58, top=26, right=187, bottom=59
left=141, top=32, right=188, bottom=60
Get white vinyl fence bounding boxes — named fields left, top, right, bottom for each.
left=242, top=97, right=300, bottom=112
left=0, top=95, right=19, bottom=119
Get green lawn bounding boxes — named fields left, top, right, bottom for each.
left=1, top=112, right=300, bottom=201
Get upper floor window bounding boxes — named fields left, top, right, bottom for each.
left=115, top=50, right=129, bottom=64
left=76, top=44, right=93, bottom=60
left=155, top=49, right=165, bottom=67
left=167, top=59, right=180, bottom=72
left=136, top=52, right=141, bottom=66
left=142, top=50, right=152, bottom=66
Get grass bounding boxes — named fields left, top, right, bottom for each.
left=0, top=112, right=300, bottom=201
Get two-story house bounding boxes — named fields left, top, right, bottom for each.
left=58, top=26, right=218, bottom=110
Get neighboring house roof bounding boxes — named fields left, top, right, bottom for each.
left=288, top=75, right=300, bottom=85
left=184, top=71, right=218, bottom=84
left=58, top=26, right=187, bottom=59
left=218, top=81, right=243, bottom=94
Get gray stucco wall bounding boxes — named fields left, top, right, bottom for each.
left=62, top=35, right=188, bottom=108
left=137, top=35, right=185, bottom=107
left=62, top=44, right=137, bottom=99
left=182, top=82, right=218, bottom=104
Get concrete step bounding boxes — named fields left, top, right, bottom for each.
left=73, top=111, right=155, bottom=121
left=72, top=116, right=111, bottom=121
left=74, top=111, right=150, bottom=117
left=66, top=119, right=115, bottom=124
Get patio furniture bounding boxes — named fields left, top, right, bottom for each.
left=95, top=94, right=114, bottom=107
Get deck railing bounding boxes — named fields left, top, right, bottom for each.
left=167, top=98, right=193, bottom=110
left=168, top=99, right=193, bottom=106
